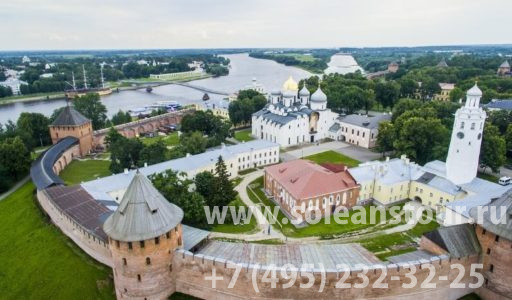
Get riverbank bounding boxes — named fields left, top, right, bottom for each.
left=0, top=73, right=213, bottom=107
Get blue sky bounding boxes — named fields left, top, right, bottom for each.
left=1, top=0, right=511, bottom=50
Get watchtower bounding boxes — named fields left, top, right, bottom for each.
left=48, top=105, right=93, bottom=156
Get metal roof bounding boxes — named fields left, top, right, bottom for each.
left=30, top=137, right=79, bottom=190
left=423, top=223, right=481, bottom=257
left=103, top=172, right=184, bottom=241
left=469, top=189, right=512, bottom=241
left=483, top=99, right=512, bottom=110
left=182, top=225, right=209, bottom=251
left=44, top=185, right=112, bottom=241
left=387, top=250, right=435, bottom=264
left=51, top=106, right=90, bottom=126
left=337, top=113, right=391, bottom=130
left=196, top=241, right=381, bottom=269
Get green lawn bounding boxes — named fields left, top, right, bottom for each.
left=0, top=182, right=114, bottom=299
left=477, top=172, right=499, bottom=183
left=276, top=53, right=317, bottom=62
left=210, top=197, right=258, bottom=234
left=59, top=160, right=112, bottom=185
left=141, top=132, right=179, bottom=147
left=304, top=150, right=360, bottom=167
left=234, top=129, right=254, bottom=142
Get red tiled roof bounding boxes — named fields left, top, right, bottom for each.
left=264, top=160, right=358, bottom=199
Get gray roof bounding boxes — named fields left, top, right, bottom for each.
left=196, top=241, right=381, bottom=269
left=253, top=104, right=311, bottom=126
left=30, top=136, right=79, bottom=190
left=437, top=58, right=448, bottom=68
left=51, top=106, right=90, bottom=126
left=483, top=99, right=512, bottom=110
left=337, top=113, right=391, bottom=129
left=329, top=123, right=341, bottom=133
left=387, top=250, right=435, bottom=264
left=423, top=224, right=481, bottom=257
left=182, top=225, right=209, bottom=251
left=469, top=188, right=512, bottom=241
left=310, top=87, right=327, bottom=102
left=82, top=140, right=278, bottom=197
left=103, top=172, right=184, bottom=241
left=500, top=60, right=510, bottom=68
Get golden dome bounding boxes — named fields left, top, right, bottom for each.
left=282, top=76, right=299, bottom=91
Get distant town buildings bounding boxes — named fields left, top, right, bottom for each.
left=21, top=55, right=30, bottom=63
left=387, top=62, right=399, bottom=73
left=0, top=77, right=27, bottom=95
left=483, top=99, right=512, bottom=111
left=194, top=99, right=230, bottom=119
left=497, top=60, right=511, bottom=76
left=244, top=77, right=266, bottom=94
left=264, top=159, right=359, bottom=224
left=434, top=83, right=455, bottom=101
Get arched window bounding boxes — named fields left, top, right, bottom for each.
left=146, top=257, right=151, bottom=265
left=460, top=122, right=465, bottom=129
left=122, top=258, right=127, bottom=266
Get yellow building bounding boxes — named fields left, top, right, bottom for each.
left=434, top=83, right=455, bottom=101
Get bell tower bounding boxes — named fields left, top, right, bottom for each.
left=446, top=84, right=486, bottom=185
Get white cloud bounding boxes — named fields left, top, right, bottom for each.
left=1, top=0, right=511, bottom=50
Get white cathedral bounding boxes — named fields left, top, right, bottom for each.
left=251, top=77, right=338, bottom=146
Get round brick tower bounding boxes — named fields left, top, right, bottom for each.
left=103, top=171, right=184, bottom=299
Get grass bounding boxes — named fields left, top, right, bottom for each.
left=458, top=293, right=482, bottom=300
left=59, top=160, right=112, bottom=185
left=141, top=132, right=179, bottom=147
left=234, top=129, right=254, bottom=142
left=210, top=197, right=258, bottom=234
left=304, top=150, right=361, bottom=167
left=238, top=168, right=258, bottom=175
left=0, top=182, right=114, bottom=299
left=477, top=171, right=499, bottom=183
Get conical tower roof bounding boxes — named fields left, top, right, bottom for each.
left=103, top=171, right=183, bottom=241
left=500, top=60, right=510, bottom=68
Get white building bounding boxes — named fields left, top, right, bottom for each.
left=252, top=77, right=338, bottom=147
left=22, top=56, right=30, bottom=63
left=0, top=77, right=28, bottom=95
left=81, top=140, right=279, bottom=203
left=329, top=113, right=391, bottom=148
left=244, top=78, right=266, bottom=94
left=446, top=84, right=486, bottom=186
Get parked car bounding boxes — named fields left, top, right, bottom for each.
left=498, top=176, right=511, bottom=186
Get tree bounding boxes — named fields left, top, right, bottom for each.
left=375, top=81, right=400, bottom=108
left=376, top=121, right=395, bottom=156
left=393, top=117, right=449, bottom=165
left=479, top=123, right=506, bottom=173
left=449, top=87, right=464, bottom=102
left=180, top=110, right=231, bottom=146
left=151, top=170, right=207, bottom=227
left=72, top=93, right=107, bottom=129
left=109, top=138, right=144, bottom=173
left=139, top=140, right=167, bottom=166
left=506, top=124, right=512, bottom=152
left=214, top=156, right=236, bottom=205
left=16, top=112, right=51, bottom=148
left=487, top=110, right=512, bottom=134
left=419, top=78, right=440, bottom=101
left=194, top=171, right=216, bottom=207
left=0, top=137, right=31, bottom=181
left=111, top=110, right=132, bottom=125
left=398, top=78, right=418, bottom=98
left=180, top=131, right=207, bottom=155
left=104, top=127, right=124, bottom=149
left=392, top=98, right=422, bottom=121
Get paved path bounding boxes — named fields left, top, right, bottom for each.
left=0, top=176, right=29, bottom=202
left=281, top=141, right=381, bottom=163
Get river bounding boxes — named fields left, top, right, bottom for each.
left=324, top=53, right=364, bottom=75
left=0, top=53, right=362, bottom=123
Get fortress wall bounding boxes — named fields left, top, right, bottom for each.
left=52, top=144, right=80, bottom=175
left=37, top=189, right=113, bottom=267
left=173, top=249, right=479, bottom=299
left=92, top=109, right=193, bottom=147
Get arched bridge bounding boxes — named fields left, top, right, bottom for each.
left=171, top=82, right=230, bottom=96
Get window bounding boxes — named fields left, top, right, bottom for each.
left=166, top=232, right=170, bottom=239
left=122, top=258, right=127, bottom=265
left=460, top=122, right=465, bottom=129
left=495, top=235, right=500, bottom=242
left=430, top=193, right=433, bottom=197
left=116, top=240, right=120, bottom=248
left=170, top=264, right=173, bottom=272
left=487, top=248, right=491, bottom=255
left=128, top=242, right=133, bottom=250
left=140, top=241, right=145, bottom=248
left=471, top=123, right=475, bottom=130
left=137, top=274, right=141, bottom=282
left=482, top=229, right=486, bottom=235
left=155, top=237, right=160, bottom=245
left=490, top=264, right=494, bottom=273
left=146, top=257, right=151, bottom=265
